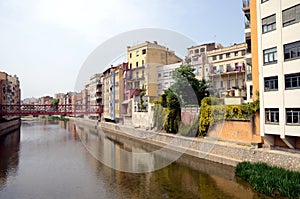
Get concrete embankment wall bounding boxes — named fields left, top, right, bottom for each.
left=73, top=118, right=300, bottom=172
left=0, top=119, right=21, bottom=137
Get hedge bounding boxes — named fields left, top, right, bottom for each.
left=198, top=97, right=259, bottom=136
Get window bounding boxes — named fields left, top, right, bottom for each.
left=130, top=63, right=132, bottom=69
left=261, top=0, right=269, bottom=3
left=262, top=14, right=276, bottom=33
left=129, top=53, right=132, bottom=58
left=285, top=73, right=300, bottom=89
left=142, top=49, right=146, bottom=55
left=265, top=108, right=279, bottom=124
left=163, top=72, right=169, bottom=77
left=136, top=51, right=139, bottom=57
left=193, top=57, right=199, bottom=61
left=226, top=53, right=230, bottom=58
left=264, top=76, right=278, bottom=91
left=219, top=65, right=224, bottom=73
left=226, top=64, right=231, bottom=72
left=241, top=50, right=246, bottom=56
left=158, top=73, right=161, bottom=78
left=136, top=62, right=138, bottom=67
left=219, top=54, right=223, bottom=60
left=212, top=55, right=216, bottom=61
left=136, top=72, right=139, bottom=78
left=284, top=40, right=300, bottom=61
left=235, top=79, right=239, bottom=87
left=142, top=70, right=144, bottom=78
left=227, top=79, right=231, bottom=89
left=142, top=60, right=145, bottom=66
left=194, top=49, right=199, bottom=54
left=200, top=48, right=205, bottom=52
left=263, top=47, right=277, bottom=64
left=220, top=81, right=223, bottom=88
left=286, top=108, right=300, bottom=125
left=283, top=4, right=300, bottom=27
left=234, top=51, right=239, bottom=56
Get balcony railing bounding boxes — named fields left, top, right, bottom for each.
left=210, top=66, right=245, bottom=76
left=243, top=0, right=249, bottom=8
left=245, top=20, right=250, bottom=28
left=247, top=73, right=252, bottom=81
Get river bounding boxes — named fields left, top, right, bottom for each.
left=0, top=120, right=269, bottom=199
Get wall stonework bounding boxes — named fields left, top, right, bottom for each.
left=101, top=121, right=300, bottom=172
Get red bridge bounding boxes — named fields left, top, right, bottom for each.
left=0, top=104, right=103, bottom=116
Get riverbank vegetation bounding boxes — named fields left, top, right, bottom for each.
left=153, top=64, right=260, bottom=137
left=198, top=97, right=259, bottom=136
left=40, top=115, right=69, bottom=121
left=153, top=65, right=208, bottom=134
left=235, top=162, right=300, bottom=198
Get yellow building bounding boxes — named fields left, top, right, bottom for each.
left=126, top=41, right=182, bottom=101
left=114, top=63, right=127, bottom=121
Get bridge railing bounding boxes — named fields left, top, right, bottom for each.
left=0, top=104, right=103, bottom=116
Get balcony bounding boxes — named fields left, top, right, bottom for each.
left=96, top=88, right=102, bottom=93
left=242, top=0, right=250, bottom=11
left=245, top=20, right=250, bottom=29
left=210, top=66, right=245, bottom=76
left=247, top=73, right=252, bottom=81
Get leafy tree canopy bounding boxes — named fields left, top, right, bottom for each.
left=170, top=65, right=208, bottom=106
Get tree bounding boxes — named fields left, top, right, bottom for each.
left=51, top=98, right=59, bottom=105
left=170, top=65, right=208, bottom=106
left=158, top=65, right=208, bottom=133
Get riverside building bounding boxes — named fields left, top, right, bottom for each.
left=256, top=0, right=300, bottom=148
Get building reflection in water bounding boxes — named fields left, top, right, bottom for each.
left=0, top=129, right=20, bottom=190
left=74, top=122, right=269, bottom=199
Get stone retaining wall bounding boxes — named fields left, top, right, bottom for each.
left=100, top=121, right=300, bottom=172
left=0, top=119, right=20, bottom=137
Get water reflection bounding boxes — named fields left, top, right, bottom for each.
left=0, top=121, right=270, bottom=199
left=0, top=129, right=20, bottom=190
left=75, top=121, right=269, bottom=199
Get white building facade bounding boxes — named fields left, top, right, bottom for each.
left=157, top=62, right=182, bottom=95
left=257, top=0, right=300, bottom=148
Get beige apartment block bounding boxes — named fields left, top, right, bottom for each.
left=186, top=42, right=223, bottom=80
left=207, top=43, right=248, bottom=98
left=0, top=71, right=21, bottom=120
left=257, top=0, right=300, bottom=148
left=126, top=41, right=182, bottom=100
left=0, top=72, right=8, bottom=105
left=88, top=73, right=102, bottom=120
left=102, top=66, right=117, bottom=121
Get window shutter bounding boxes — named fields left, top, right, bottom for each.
left=296, top=5, right=300, bottom=21
left=262, top=14, right=276, bottom=25
left=283, top=6, right=296, bottom=24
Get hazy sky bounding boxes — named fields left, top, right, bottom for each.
left=0, top=0, right=245, bottom=99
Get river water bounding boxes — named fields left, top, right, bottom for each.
left=0, top=120, right=269, bottom=199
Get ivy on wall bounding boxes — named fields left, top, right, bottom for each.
left=198, top=97, right=260, bottom=137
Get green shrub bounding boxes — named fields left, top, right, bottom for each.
left=236, top=162, right=300, bottom=198
left=153, top=103, right=166, bottom=131
left=163, top=108, right=180, bottom=134
left=198, top=97, right=260, bottom=136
